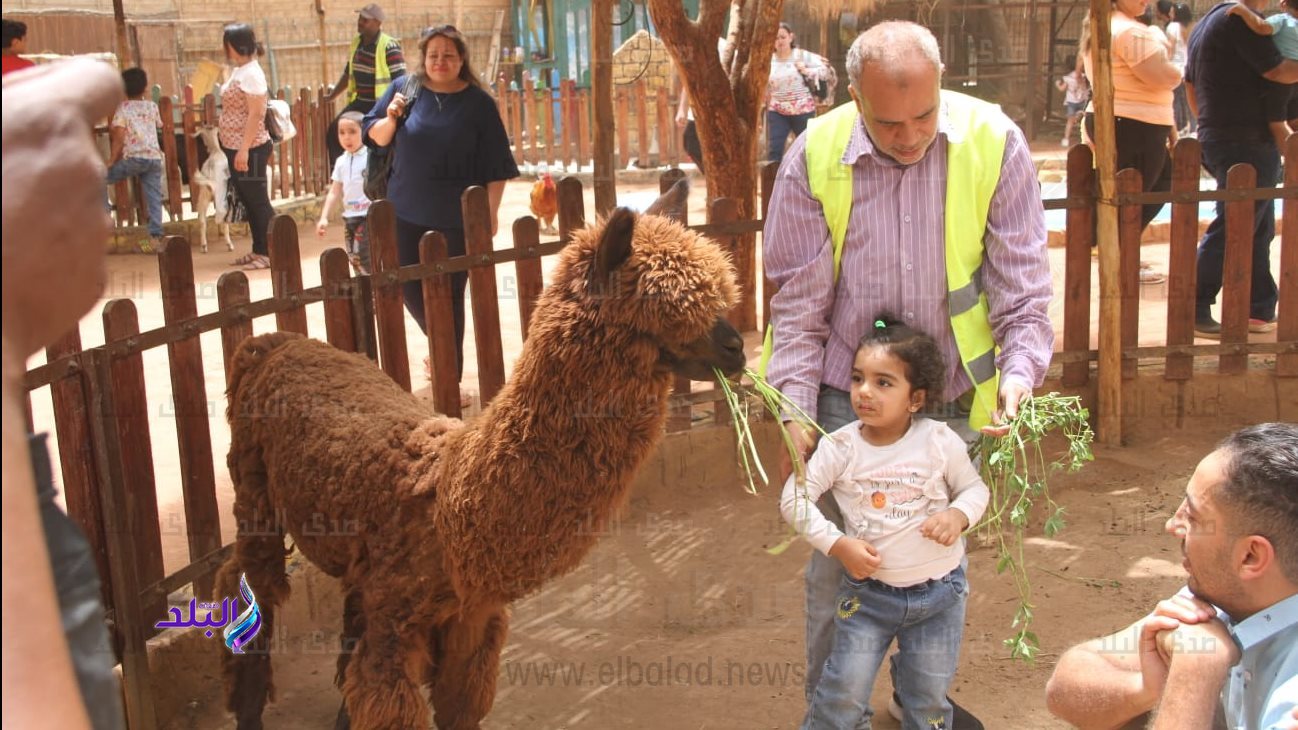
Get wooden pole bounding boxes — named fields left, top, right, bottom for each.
left=316, top=0, right=328, bottom=89
left=592, top=0, right=616, bottom=215
left=1090, top=0, right=1122, bottom=445
left=1024, top=0, right=1041, bottom=142
left=112, top=0, right=131, bottom=68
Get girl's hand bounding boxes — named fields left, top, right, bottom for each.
left=233, top=147, right=249, bottom=172
left=386, top=93, right=407, bottom=120
left=920, top=508, right=969, bottom=546
left=828, top=536, right=882, bottom=581
left=316, top=218, right=328, bottom=237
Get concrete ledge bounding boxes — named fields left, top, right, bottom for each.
left=109, top=195, right=325, bottom=255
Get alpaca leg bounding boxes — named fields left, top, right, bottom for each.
left=216, top=553, right=285, bottom=730
left=219, top=446, right=291, bottom=730
left=332, top=588, right=365, bottom=730
left=340, top=611, right=429, bottom=729
left=429, top=606, right=509, bottom=730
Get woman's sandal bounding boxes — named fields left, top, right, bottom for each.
left=241, top=254, right=271, bottom=271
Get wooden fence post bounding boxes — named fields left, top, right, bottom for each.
left=217, top=272, right=254, bottom=383
left=759, top=161, right=779, bottom=332
left=269, top=216, right=309, bottom=335
left=101, top=300, right=166, bottom=621
left=1165, top=139, right=1201, bottom=381
left=560, top=80, right=574, bottom=170
left=655, top=85, right=671, bottom=168
left=558, top=176, right=586, bottom=243
left=420, top=231, right=461, bottom=417
left=513, top=216, right=544, bottom=341
left=46, top=330, right=113, bottom=611
left=157, top=237, right=222, bottom=600
left=85, top=346, right=159, bottom=730
left=158, top=95, right=183, bottom=220
left=321, top=248, right=359, bottom=353
left=1220, top=164, right=1257, bottom=375
left=1063, top=145, right=1096, bottom=387
left=616, top=86, right=630, bottom=170
left=277, top=89, right=291, bottom=200
left=464, top=187, right=506, bottom=404
left=510, top=86, right=525, bottom=167
left=183, top=86, right=201, bottom=212
left=635, top=80, right=649, bottom=168
left=367, top=201, right=412, bottom=390
left=1116, top=168, right=1141, bottom=381
left=1279, top=134, right=1298, bottom=377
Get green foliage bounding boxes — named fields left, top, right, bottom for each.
left=974, top=392, right=1093, bottom=663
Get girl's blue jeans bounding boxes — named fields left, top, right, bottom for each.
left=105, top=157, right=164, bottom=237
left=802, top=564, right=969, bottom=730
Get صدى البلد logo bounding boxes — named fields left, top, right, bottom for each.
left=154, top=572, right=263, bottom=654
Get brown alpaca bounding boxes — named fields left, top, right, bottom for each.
left=215, top=182, right=745, bottom=729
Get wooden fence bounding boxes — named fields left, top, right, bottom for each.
left=105, top=85, right=334, bottom=235
left=24, top=139, right=1297, bottom=727
left=491, top=73, right=687, bottom=171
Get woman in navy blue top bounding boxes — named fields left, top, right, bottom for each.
left=363, top=24, right=519, bottom=382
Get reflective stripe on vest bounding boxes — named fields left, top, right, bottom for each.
left=762, top=91, right=1010, bottom=431
left=347, top=33, right=395, bottom=104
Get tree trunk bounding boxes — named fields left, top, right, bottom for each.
left=647, top=0, right=785, bottom=332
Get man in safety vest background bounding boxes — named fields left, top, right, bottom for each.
left=762, top=20, right=1053, bottom=728
left=324, top=3, right=405, bottom=169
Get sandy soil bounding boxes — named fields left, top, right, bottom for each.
left=26, top=176, right=1227, bottom=728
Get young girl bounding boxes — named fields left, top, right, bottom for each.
left=1228, top=0, right=1298, bottom=151
left=780, top=316, right=989, bottom=730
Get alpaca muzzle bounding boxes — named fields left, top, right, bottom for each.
left=666, top=317, right=746, bottom=381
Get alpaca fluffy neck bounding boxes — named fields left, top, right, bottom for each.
left=435, top=301, right=674, bottom=601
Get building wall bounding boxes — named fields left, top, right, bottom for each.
left=4, top=0, right=511, bottom=103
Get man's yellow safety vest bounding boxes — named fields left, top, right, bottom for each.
left=346, top=32, right=397, bottom=104
left=762, top=90, right=1012, bottom=431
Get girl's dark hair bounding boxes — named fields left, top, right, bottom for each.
left=223, top=23, right=262, bottom=59
left=122, top=67, right=149, bottom=98
left=338, top=110, right=364, bottom=126
left=417, top=25, right=481, bottom=89
left=857, top=314, right=945, bottom=403
left=779, top=22, right=797, bottom=49
left=1174, top=3, right=1193, bottom=23
left=1155, top=0, right=1174, bottom=17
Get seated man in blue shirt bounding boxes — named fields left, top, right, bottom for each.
left=1044, top=423, right=1297, bottom=730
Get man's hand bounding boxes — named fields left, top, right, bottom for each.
left=316, top=218, right=329, bottom=237
left=1135, top=593, right=1228, bottom=708
left=920, top=508, right=969, bottom=546
left=828, top=536, right=882, bottom=581
left=1156, top=617, right=1239, bottom=670
left=2, top=59, right=124, bottom=357
left=778, top=420, right=818, bottom=483
left=981, top=380, right=1032, bottom=437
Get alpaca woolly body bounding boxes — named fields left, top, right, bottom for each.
left=219, top=187, right=743, bottom=729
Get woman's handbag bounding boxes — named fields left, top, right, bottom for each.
left=364, top=75, right=422, bottom=201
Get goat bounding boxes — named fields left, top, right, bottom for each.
left=191, top=126, right=234, bottom=254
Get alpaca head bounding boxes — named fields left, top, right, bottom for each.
left=561, top=179, right=745, bottom=381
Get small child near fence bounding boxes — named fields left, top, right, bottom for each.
left=106, top=67, right=165, bottom=253
left=1228, top=0, right=1298, bottom=151
left=1055, top=56, right=1090, bottom=149
left=780, top=316, right=989, bottom=730
left=316, top=111, right=372, bottom=275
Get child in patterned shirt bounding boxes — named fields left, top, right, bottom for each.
left=106, top=67, right=166, bottom=252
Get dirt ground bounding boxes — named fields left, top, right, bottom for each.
left=28, top=176, right=1228, bottom=728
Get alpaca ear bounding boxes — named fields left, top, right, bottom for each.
left=591, top=207, right=636, bottom=293
left=643, top=177, right=689, bottom=220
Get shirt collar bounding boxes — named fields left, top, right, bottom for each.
left=840, top=94, right=960, bottom=167
left=1229, top=592, right=1298, bottom=651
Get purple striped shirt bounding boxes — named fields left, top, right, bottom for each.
left=763, top=103, right=1053, bottom=423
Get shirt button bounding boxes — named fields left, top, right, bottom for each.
left=904, top=214, right=912, bottom=224
left=906, top=263, right=914, bottom=272
left=905, top=311, right=914, bottom=320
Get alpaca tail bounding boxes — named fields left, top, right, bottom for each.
left=225, top=331, right=305, bottom=422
